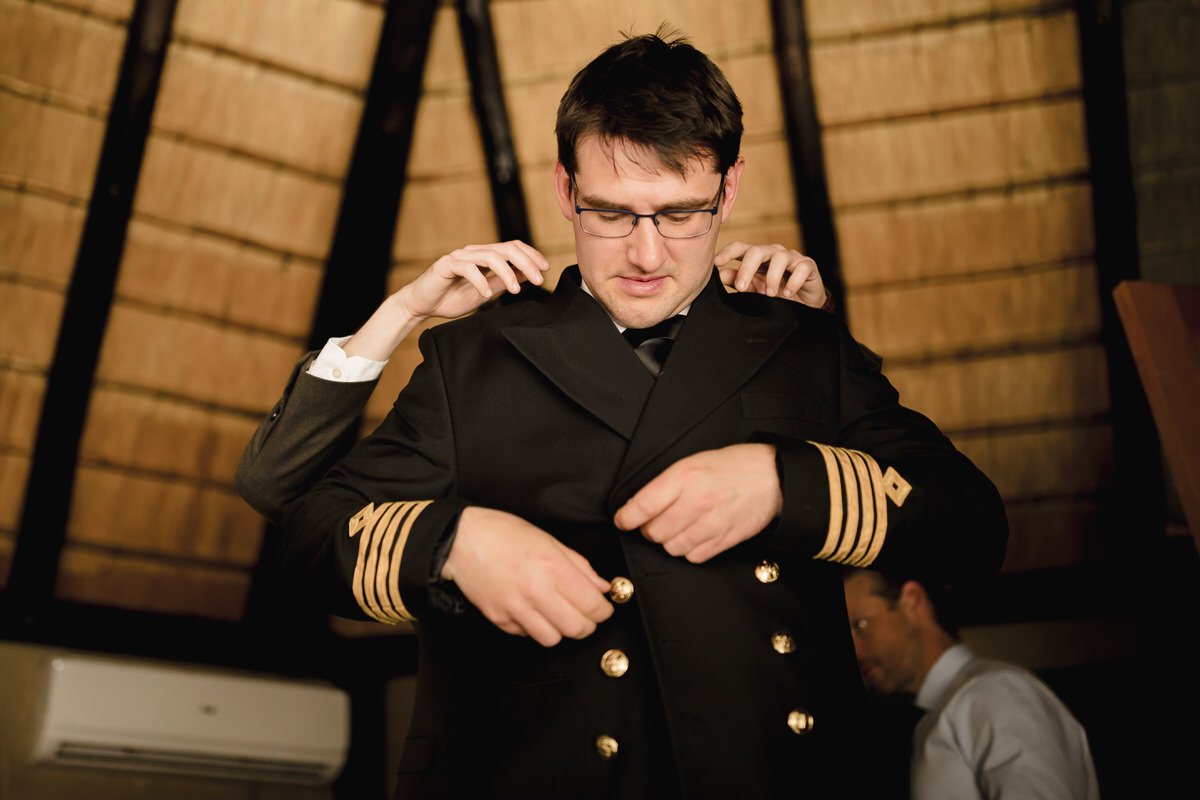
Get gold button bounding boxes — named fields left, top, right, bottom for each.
left=609, top=576, right=634, bottom=604
left=595, top=734, right=619, bottom=760
left=600, top=649, right=629, bottom=677
left=771, top=632, right=796, bottom=654
left=787, top=709, right=815, bottom=735
left=755, top=561, right=780, bottom=583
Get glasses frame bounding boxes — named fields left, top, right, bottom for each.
left=573, top=186, right=724, bottom=239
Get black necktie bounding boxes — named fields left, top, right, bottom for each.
left=623, top=315, right=686, bottom=376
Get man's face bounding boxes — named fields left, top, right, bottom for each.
left=554, top=136, right=744, bottom=329
left=843, top=573, right=924, bottom=695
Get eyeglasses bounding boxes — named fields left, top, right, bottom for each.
left=574, top=188, right=723, bottom=239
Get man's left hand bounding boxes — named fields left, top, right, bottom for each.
left=614, top=444, right=783, bottom=563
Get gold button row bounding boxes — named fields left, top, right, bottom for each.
left=595, top=577, right=635, bottom=759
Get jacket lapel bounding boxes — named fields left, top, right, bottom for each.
left=502, top=268, right=654, bottom=440
left=611, top=272, right=798, bottom=503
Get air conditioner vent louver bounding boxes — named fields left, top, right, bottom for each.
left=54, top=742, right=332, bottom=783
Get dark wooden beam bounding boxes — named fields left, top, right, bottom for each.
left=456, top=0, right=532, bottom=244
left=6, top=0, right=179, bottom=616
left=770, top=0, right=845, bottom=316
left=305, top=0, right=440, bottom=348
left=1075, top=0, right=1165, bottom=543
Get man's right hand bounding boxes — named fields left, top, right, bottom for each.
left=442, top=506, right=613, bottom=647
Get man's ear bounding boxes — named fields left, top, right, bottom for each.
left=898, top=580, right=928, bottom=619
left=553, top=162, right=574, bottom=221
left=718, top=156, right=746, bottom=223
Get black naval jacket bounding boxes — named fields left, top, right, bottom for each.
left=281, top=267, right=1008, bottom=798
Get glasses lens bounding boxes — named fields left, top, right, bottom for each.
left=579, top=210, right=634, bottom=238
left=656, top=210, right=714, bottom=239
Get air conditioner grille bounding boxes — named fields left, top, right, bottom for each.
left=56, top=741, right=331, bottom=783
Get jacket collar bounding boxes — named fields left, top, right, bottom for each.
left=502, top=266, right=798, bottom=492
left=502, top=267, right=654, bottom=440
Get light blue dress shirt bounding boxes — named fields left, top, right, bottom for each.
left=911, top=643, right=1100, bottom=799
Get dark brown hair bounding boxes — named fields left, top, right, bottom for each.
left=850, top=568, right=961, bottom=638
left=555, top=26, right=744, bottom=180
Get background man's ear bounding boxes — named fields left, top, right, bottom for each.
left=899, top=580, right=927, bottom=614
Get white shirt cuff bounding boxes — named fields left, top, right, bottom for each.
left=307, top=336, right=387, bottom=382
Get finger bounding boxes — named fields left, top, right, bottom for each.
left=496, top=619, right=528, bottom=637
left=661, top=531, right=695, bottom=558
left=534, top=590, right=601, bottom=641
left=456, top=248, right=522, bottom=294
left=717, top=266, right=740, bottom=287
left=554, top=557, right=614, bottom=622
left=782, top=258, right=813, bottom=298
left=512, top=606, right=564, bottom=648
left=452, top=262, right=494, bottom=299
left=614, top=469, right=686, bottom=531
left=496, top=242, right=547, bottom=287
left=734, top=245, right=777, bottom=292
left=559, top=545, right=612, bottom=593
left=685, top=538, right=724, bottom=564
left=713, top=240, right=750, bottom=267
left=641, top=493, right=708, bottom=547
left=509, top=240, right=551, bottom=277
left=763, top=250, right=793, bottom=297
left=556, top=579, right=612, bottom=632
left=464, top=242, right=545, bottom=288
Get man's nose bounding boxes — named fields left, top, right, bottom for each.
left=851, top=636, right=867, bottom=661
left=626, top=217, right=666, bottom=272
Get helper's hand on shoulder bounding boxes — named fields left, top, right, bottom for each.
left=398, top=240, right=550, bottom=321
left=716, top=241, right=828, bottom=309
left=343, top=241, right=549, bottom=361
left=443, top=506, right=613, bottom=647
left=614, top=444, right=783, bottom=563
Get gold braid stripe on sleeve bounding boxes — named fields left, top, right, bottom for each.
left=807, top=443, right=909, bottom=567
left=348, top=500, right=431, bottom=624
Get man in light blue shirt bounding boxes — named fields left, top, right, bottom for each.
left=844, top=569, right=1100, bottom=799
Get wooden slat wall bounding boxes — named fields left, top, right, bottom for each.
left=59, top=0, right=385, bottom=618
left=807, top=0, right=1109, bottom=570
left=0, top=0, right=134, bottom=588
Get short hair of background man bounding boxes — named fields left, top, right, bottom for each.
left=554, top=27, right=744, bottom=180
left=855, top=570, right=961, bottom=639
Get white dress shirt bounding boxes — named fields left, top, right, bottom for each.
left=911, top=643, right=1100, bottom=800
left=308, top=336, right=387, bottom=383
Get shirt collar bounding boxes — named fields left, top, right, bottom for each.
left=915, top=642, right=974, bottom=711
left=579, top=276, right=690, bottom=333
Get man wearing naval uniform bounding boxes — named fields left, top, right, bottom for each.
left=278, top=31, right=1007, bottom=798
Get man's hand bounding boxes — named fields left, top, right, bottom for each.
left=614, top=444, right=783, bottom=563
left=343, top=241, right=549, bottom=361
left=442, top=506, right=613, bottom=647
left=715, top=241, right=827, bottom=308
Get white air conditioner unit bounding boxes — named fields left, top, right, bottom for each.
left=31, top=655, right=350, bottom=785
